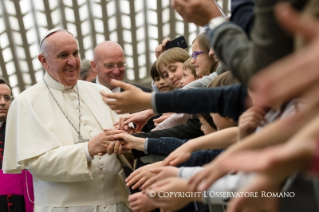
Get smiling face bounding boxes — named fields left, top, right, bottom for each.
left=38, top=31, right=80, bottom=87
left=159, top=62, right=184, bottom=89
left=0, top=83, right=12, bottom=122
left=92, top=41, right=126, bottom=90
left=180, top=68, right=196, bottom=87
left=154, top=76, right=171, bottom=92
left=191, top=40, right=211, bottom=77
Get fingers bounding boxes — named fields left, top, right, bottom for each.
left=113, top=140, right=120, bottom=154
left=107, top=141, right=114, bottom=155
left=188, top=163, right=225, bottom=192
left=104, top=129, right=124, bottom=135
left=275, top=2, right=319, bottom=41
left=162, top=155, right=178, bottom=167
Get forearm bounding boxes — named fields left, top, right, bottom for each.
left=147, top=137, right=189, bottom=156
left=186, top=127, right=238, bottom=152
left=210, top=1, right=295, bottom=86
left=178, top=149, right=224, bottom=167
left=225, top=107, right=316, bottom=155
left=23, top=144, right=92, bottom=182
left=154, top=84, right=247, bottom=122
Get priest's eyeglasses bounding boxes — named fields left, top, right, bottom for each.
left=0, top=95, right=12, bottom=102
left=102, top=63, right=128, bottom=71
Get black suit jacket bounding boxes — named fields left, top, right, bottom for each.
left=0, top=122, right=5, bottom=170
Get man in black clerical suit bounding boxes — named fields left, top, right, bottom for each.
left=0, top=78, right=34, bottom=212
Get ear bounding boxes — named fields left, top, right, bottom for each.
left=91, top=61, right=98, bottom=73
left=208, top=48, right=214, bottom=57
left=38, top=54, right=49, bottom=70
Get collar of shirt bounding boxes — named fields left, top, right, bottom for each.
left=44, top=72, right=74, bottom=91
left=95, top=76, right=121, bottom=93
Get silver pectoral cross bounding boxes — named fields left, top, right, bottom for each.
left=75, top=135, right=90, bottom=144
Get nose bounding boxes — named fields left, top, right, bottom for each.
left=67, top=55, right=76, bottom=66
left=112, top=67, right=120, bottom=75
left=200, top=125, right=204, bottom=132
left=190, top=57, right=195, bottom=64
left=0, top=97, right=6, bottom=104
left=168, top=72, right=175, bottom=80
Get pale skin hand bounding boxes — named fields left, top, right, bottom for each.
left=250, top=2, right=319, bottom=109
left=88, top=129, right=124, bottom=156
left=187, top=102, right=319, bottom=192
left=161, top=143, right=193, bottom=167
left=226, top=173, right=281, bottom=212
left=125, top=161, right=163, bottom=190
left=238, top=106, right=267, bottom=140
left=171, top=0, right=222, bottom=26
left=100, top=79, right=152, bottom=114
left=155, top=39, right=170, bottom=58
left=144, top=177, right=202, bottom=211
left=161, top=127, right=238, bottom=166
left=113, top=133, right=146, bottom=151
left=221, top=113, right=319, bottom=212
left=114, top=109, right=155, bottom=131
left=141, top=166, right=179, bottom=190
left=153, top=112, right=175, bottom=127
left=128, top=192, right=157, bottom=212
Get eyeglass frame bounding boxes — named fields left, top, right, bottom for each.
left=0, top=95, right=13, bottom=102
left=191, top=51, right=204, bottom=60
left=95, top=61, right=128, bottom=71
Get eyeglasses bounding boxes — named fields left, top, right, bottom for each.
left=0, top=95, right=12, bottom=102
left=191, top=51, right=203, bottom=60
left=101, top=62, right=128, bottom=71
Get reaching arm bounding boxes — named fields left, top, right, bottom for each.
left=162, top=127, right=238, bottom=166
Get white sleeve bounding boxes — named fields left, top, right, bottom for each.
left=24, top=143, right=92, bottom=182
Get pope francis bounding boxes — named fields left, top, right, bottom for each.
left=3, top=29, right=134, bottom=212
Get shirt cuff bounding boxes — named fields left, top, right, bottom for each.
left=151, top=92, right=158, bottom=114
left=85, top=142, right=94, bottom=161
left=144, top=138, right=149, bottom=154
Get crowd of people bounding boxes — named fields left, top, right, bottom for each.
left=1, top=0, right=319, bottom=211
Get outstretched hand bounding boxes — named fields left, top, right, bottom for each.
left=141, top=166, right=179, bottom=190
left=100, top=80, right=152, bottom=114
left=161, top=144, right=193, bottom=167
left=250, top=2, right=319, bottom=109
left=125, top=161, right=162, bottom=190
left=171, top=0, right=222, bottom=26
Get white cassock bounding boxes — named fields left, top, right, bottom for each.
left=3, top=73, right=135, bottom=212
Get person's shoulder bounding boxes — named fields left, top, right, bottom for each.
left=125, top=81, right=151, bottom=93
left=77, top=79, right=112, bottom=93
left=14, top=80, right=46, bottom=102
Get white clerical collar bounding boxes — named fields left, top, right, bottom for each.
left=44, top=72, right=74, bottom=91
left=95, top=76, right=120, bottom=93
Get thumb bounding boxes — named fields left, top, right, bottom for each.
left=149, top=167, right=164, bottom=173
left=110, top=79, right=131, bottom=90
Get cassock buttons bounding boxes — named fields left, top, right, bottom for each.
left=99, top=166, right=103, bottom=170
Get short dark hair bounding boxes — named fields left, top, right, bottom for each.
left=0, top=77, right=13, bottom=97
left=150, top=60, right=161, bottom=81
left=197, top=113, right=217, bottom=130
